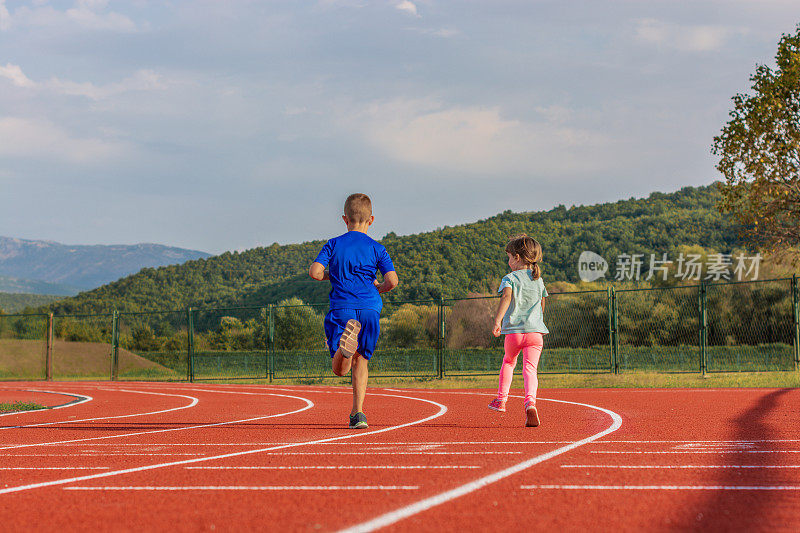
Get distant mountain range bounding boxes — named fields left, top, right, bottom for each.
left=0, top=274, right=79, bottom=296
left=0, top=237, right=211, bottom=295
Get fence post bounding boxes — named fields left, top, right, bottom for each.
left=438, top=297, right=445, bottom=379
left=45, top=313, right=54, bottom=381
left=792, top=274, right=799, bottom=372
left=187, top=307, right=195, bottom=382
left=267, top=305, right=274, bottom=382
left=699, top=281, right=708, bottom=375
left=607, top=287, right=614, bottom=374
left=611, top=287, right=619, bottom=374
left=110, top=310, right=119, bottom=381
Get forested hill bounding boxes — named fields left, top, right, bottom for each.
left=49, top=184, right=742, bottom=314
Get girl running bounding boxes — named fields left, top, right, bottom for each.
left=487, top=234, right=549, bottom=427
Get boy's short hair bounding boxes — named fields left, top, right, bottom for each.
left=344, top=193, right=372, bottom=223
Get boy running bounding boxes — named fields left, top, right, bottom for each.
left=309, top=193, right=398, bottom=429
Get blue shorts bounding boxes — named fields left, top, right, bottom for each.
left=324, top=308, right=380, bottom=361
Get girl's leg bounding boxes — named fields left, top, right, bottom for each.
left=498, top=334, right=523, bottom=401
left=521, top=333, right=544, bottom=406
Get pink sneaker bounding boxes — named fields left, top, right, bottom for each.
left=524, top=400, right=540, bottom=427
left=487, top=398, right=506, bottom=412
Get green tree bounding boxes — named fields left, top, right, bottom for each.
left=712, top=24, right=800, bottom=258
left=273, top=297, right=325, bottom=350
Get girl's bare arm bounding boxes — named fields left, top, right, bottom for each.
left=493, top=287, right=513, bottom=337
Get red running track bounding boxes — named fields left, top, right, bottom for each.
left=0, top=382, right=798, bottom=532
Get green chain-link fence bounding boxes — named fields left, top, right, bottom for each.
left=0, top=275, right=798, bottom=380
left=0, top=313, right=49, bottom=380
left=117, top=310, right=189, bottom=381
left=51, top=313, right=113, bottom=379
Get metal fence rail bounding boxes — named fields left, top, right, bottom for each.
left=0, top=275, right=798, bottom=381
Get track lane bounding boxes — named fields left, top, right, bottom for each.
left=2, top=384, right=799, bottom=532
left=401, top=388, right=800, bottom=532
left=33, top=385, right=615, bottom=532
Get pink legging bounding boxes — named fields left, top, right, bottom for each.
left=497, top=332, right=544, bottom=405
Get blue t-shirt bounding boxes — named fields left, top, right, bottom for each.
left=314, top=231, right=395, bottom=312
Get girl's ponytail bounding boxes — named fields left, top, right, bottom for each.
left=505, top=233, right=543, bottom=280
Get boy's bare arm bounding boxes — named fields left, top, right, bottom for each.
left=374, top=271, right=399, bottom=294
left=541, top=296, right=546, bottom=312
left=309, top=262, right=329, bottom=281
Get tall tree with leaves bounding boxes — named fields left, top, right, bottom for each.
left=712, top=24, right=800, bottom=259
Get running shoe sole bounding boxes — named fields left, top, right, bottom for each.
left=338, top=319, right=361, bottom=359
left=487, top=403, right=506, bottom=412
left=525, top=405, right=540, bottom=427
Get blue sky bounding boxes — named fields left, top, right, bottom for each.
left=1, top=1, right=797, bottom=254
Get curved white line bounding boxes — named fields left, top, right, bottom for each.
left=0, top=389, right=200, bottom=434
left=0, top=391, right=93, bottom=418
left=340, top=395, right=623, bottom=533
left=0, top=391, right=446, bottom=496
left=0, top=389, right=197, bottom=431
left=0, top=392, right=310, bottom=452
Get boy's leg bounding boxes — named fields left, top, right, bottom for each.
left=329, top=316, right=361, bottom=377
left=332, top=347, right=353, bottom=376
left=350, top=352, right=368, bottom=416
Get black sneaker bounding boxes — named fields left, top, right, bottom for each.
left=349, top=412, right=368, bottom=429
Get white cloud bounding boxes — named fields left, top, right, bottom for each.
left=65, top=0, right=136, bottom=32
left=7, top=0, right=137, bottom=32
left=50, top=69, right=166, bottom=99
left=395, top=1, right=420, bottom=17
left=0, top=0, right=10, bottom=30
left=0, top=117, right=131, bottom=163
left=347, top=99, right=611, bottom=176
left=634, top=19, right=746, bottom=52
left=0, top=63, right=36, bottom=88
left=0, top=63, right=165, bottom=99
left=412, top=26, right=459, bottom=38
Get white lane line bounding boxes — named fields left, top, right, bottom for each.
left=0, top=391, right=313, bottom=451
left=591, top=451, right=800, bottom=454
left=64, top=485, right=419, bottom=491
left=21, top=439, right=800, bottom=446
left=339, top=396, right=623, bottom=533
left=562, top=465, right=800, bottom=469
left=522, top=484, right=800, bottom=491
left=0, top=389, right=196, bottom=432
left=597, top=440, right=800, bottom=444
left=2, top=453, right=207, bottom=457
left=0, top=467, right=111, bottom=470
left=20, top=441, right=555, bottom=446
left=186, top=466, right=480, bottom=470
left=0, top=391, right=92, bottom=418
left=260, top=452, right=520, bottom=455
left=0, top=392, right=446, bottom=496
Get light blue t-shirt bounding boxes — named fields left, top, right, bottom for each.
left=314, top=231, right=395, bottom=312
left=498, top=269, right=549, bottom=334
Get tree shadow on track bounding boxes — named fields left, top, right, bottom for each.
left=694, top=388, right=797, bottom=531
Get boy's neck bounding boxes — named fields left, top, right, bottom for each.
left=347, top=223, right=371, bottom=234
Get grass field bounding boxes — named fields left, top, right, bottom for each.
left=0, top=339, right=175, bottom=379
left=0, top=339, right=797, bottom=388
left=0, top=401, right=47, bottom=413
